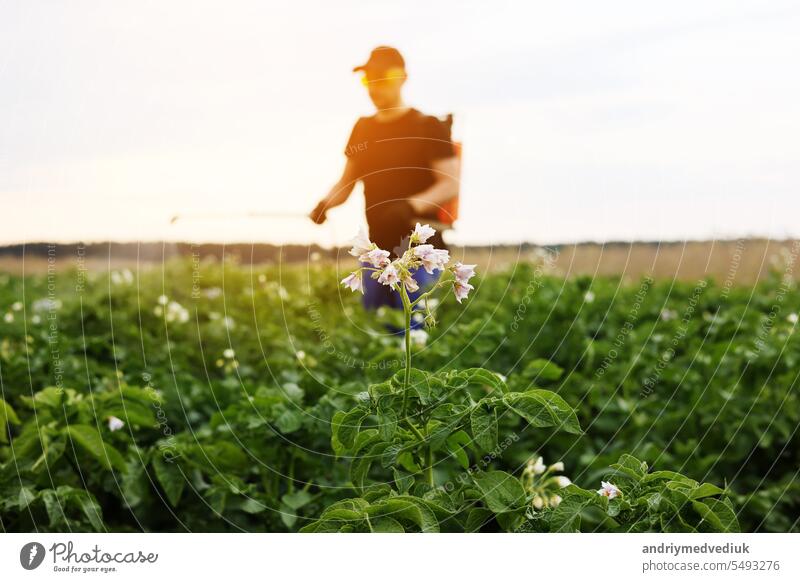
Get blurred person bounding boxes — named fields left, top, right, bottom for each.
left=310, top=46, right=460, bottom=314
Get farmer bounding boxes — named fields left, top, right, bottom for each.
left=309, top=46, right=460, bottom=312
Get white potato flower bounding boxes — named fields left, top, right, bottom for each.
left=597, top=481, right=621, bottom=499
left=108, top=416, right=125, bottom=432
left=348, top=228, right=374, bottom=259
left=363, top=248, right=391, bottom=269
left=341, top=272, right=364, bottom=294
left=453, top=280, right=474, bottom=303
left=414, top=245, right=450, bottom=274
left=411, top=223, right=436, bottom=244
left=378, top=263, right=400, bottom=286
left=166, top=301, right=189, bottom=323
left=453, top=262, right=476, bottom=285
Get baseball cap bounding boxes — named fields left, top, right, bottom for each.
left=353, top=46, right=406, bottom=74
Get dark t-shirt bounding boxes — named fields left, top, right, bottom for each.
left=345, top=108, right=454, bottom=254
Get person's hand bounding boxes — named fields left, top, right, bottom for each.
left=309, top=202, right=328, bottom=224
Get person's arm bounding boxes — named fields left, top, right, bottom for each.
left=309, top=157, right=360, bottom=224
left=407, top=156, right=460, bottom=216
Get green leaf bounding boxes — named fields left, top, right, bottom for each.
left=377, top=409, right=397, bottom=441
left=367, top=380, right=394, bottom=402
left=523, top=359, right=564, bottom=382
left=374, top=497, right=439, bottom=532
left=549, top=496, right=590, bottom=532
left=41, top=489, right=65, bottom=527
left=280, top=505, right=298, bottom=529
left=369, top=517, right=404, bottom=532
left=350, top=442, right=388, bottom=491
left=503, top=390, right=581, bottom=434
left=63, top=424, right=126, bottom=471
left=235, top=497, right=266, bottom=515
left=192, top=442, right=249, bottom=472
left=274, top=407, right=304, bottom=434
left=281, top=382, right=305, bottom=402
left=643, top=470, right=694, bottom=484
left=458, top=368, right=508, bottom=393
left=610, top=454, right=648, bottom=480
left=120, top=454, right=149, bottom=509
left=18, top=487, right=37, bottom=510
left=465, top=507, right=494, bottom=532
left=331, top=408, right=367, bottom=452
left=692, top=498, right=740, bottom=532
left=405, top=369, right=434, bottom=404
left=321, top=498, right=370, bottom=516
left=470, top=404, right=498, bottom=452
left=472, top=471, right=526, bottom=513
left=204, top=486, right=227, bottom=514
left=0, top=397, right=21, bottom=425
left=392, top=468, right=414, bottom=494
left=282, top=490, right=313, bottom=511
left=280, top=488, right=310, bottom=527
left=689, top=482, right=726, bottom=500
left=299, top=520, right=341, bottom=533
left=73, top=490, right=104, bottom=531
left=446, top=433, right=470, bottom=469
left=26, top=387, right=64, bottom=408
left=496, top=511, right=525, bottom=532
left=153, top=454, right=186, bottom=507
left=319, top=508, right=364, bottom=523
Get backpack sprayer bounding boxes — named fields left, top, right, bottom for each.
left=432, top=113, right=461, bottom=230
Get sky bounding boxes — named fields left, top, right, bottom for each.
left=1, top=0, right=799, bottom=247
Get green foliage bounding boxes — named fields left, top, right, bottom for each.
left=540, top=455, right=740, bottom=533
left=0, top=260, right=795, bottom=531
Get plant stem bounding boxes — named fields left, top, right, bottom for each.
left=400, top=286, right=412, bottom=418
left=399, top=285, right=434, bottom=486
left=402, top=418, right=425, bottom=442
